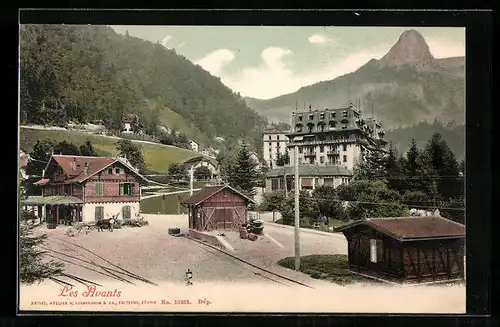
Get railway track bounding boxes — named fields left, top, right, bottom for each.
left=185, top=236, right=314, bottom=289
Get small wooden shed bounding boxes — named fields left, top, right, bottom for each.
left=335, top=216, right=465, bottom=283
left=182, top=185, right=256, bottom=231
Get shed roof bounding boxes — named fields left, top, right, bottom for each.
left=266, top=164, right=353, bottom=178
left=335, top=216, right=465, bottom=242
left=21, top=195, right=84, bottom=205
left=182, top=184, right=256, bottom=206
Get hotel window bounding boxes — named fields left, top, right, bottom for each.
left=331, top=112, right=336, bottom=119
left=269, top=135, right=272, bottom=140
left=320, top=145, right=324, bottom=153
left=95, top=206, right=104, bottom=221
left=343, top=155, right=347, bottom=163
left=119, top=182, right=135, bottom=196
left=94, top=182, right=104, bottom=196
left=320, top=157, right=324, bottom=164
left=299, top=147, right=303, bottom=154
left=298, top=115, right=303, bottom=121
left=277, top=135, right=280, bottom=141
left=343, top=144, right=347, bottom=151
left=309, top=114, right=314, bottom=120
left=343, top=111, right=348, bottom=118
left=319, top=113, right=324, bottom=119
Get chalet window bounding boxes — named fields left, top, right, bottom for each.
left=343, top=155, right=347, bottom=163
left=95, top=206, right=104, bottom=221
left=108, top=168, right=113, bottom=175
left=115, top=168, right=122, bottom=174
left=63, top=184, right=71, bottom=195
left=122, top=205, right=131, bottom=219
left=119, top=182, right=135, bottom=196
left=370, top=239, right=378, bottom=263
left=94, top=182, right=104, bottom=196
left=271, top=179, right=280, bottom=191
left=298, top=115, right=303, bottom=121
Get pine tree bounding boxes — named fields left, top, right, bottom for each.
left=228, top=142, right=259, bottom=196
left=25, top=140, right=55, bottom=177
left=19, top=170, right=64, bottom=285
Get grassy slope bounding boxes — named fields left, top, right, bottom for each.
left=20, top=127, right=198, bottom=173
left=158, top=106, right=208, bottom=146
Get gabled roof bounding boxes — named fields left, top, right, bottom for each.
left=182, top=184, right=256, bottom=206
left=43, top=155, right=149, bottom=184
left=182, top=155, right=217, bottom=166
left=266, top=164, right=352, bottom=178
left=335, top=216, right=465, bottom=242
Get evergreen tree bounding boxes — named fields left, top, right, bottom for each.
left=227, top=142, right=259, bottom=196
left=19, top=170, right=64, bottom=285
left=353, top=149, right=387, bottom=180
left=421, top=132, right=462, bottom=200
left=115, top=139, right=145, bottom=172
left=79, top=139, right=97, bottom=156
left=168, top=163, right=188, bottom=182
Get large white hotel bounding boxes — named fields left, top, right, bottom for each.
left=263, top=103, right=387, bottom=172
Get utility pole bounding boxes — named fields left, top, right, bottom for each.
left=294, top=145, right=300, bottom=271
left=189, top=166, right=194, bottom=196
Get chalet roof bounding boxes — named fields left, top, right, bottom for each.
left=182, top=184, right=256, bottom=206
left=182, top=156, right=217, bottom=166
left=266, top=164, right=353, bottom=178
left=21, top=195, right=84, bottom=205
left=335, top=216, right=465, bottom=242
left=45, top=155, right=149, bottom=184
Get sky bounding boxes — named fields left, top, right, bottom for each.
left=110, top=26, right=465, bottom=100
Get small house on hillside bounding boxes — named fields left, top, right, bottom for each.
left=182, top=156, right=218, bottom=181
left=182, top=185, right=256, bottom=231
left=189, top=139, right=199, bottom=153
left=335, top=216, right=465, bottom=283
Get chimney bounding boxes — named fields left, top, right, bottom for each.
left=84, top=162, right=88, bottom=175
left=72, top=157, right=77, bottom=171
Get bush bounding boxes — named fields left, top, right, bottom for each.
left=121, top=217, right=149, bottom=227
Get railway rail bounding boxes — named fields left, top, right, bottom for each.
left=185, top=236, right=314, bottom=289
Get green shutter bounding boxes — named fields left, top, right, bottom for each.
left=130, top=183, right=135, bottom=195
left=119, top=183, right=124, bottom=195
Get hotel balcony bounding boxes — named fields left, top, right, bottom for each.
left=303, top=152, right=316, bottom=158
left=326, top=150, right=339, bottom=156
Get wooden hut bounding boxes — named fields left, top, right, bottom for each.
left=335, top=216, right=465, bottom=283
left=182, top=185, right=256, bottom=231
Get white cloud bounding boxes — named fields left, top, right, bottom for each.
left=194, top=49, right=235, bottom=75
left=426, top=37, right=465, bottom=58
left=308, top=34, right=329, bottom=44
left=214, top=45, right=389, bottom=99
left=160, top=35, right=172, bottom=48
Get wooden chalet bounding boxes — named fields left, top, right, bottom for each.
left=182, top=185, right=256, bottom=231
left=22, top=154, right=148, bottom=227
left=335, top=216, right=465, bottom=283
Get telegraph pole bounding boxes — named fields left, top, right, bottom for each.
left=189, top=166, right=194, bottom=196
left=294, top=145, right=300, bottom=271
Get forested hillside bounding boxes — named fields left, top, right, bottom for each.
left=384, top=120, right=465, bottom=161
left=20, top=24, right=267, bottom=149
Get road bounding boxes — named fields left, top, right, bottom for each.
left=36, top=214, right=346, bottom=287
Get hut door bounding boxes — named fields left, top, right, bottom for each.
left=213, top=208, right=232, bottom=229
left=232, top=207, right=246, bottom=228
left=201, top=207, right=216, bottom=231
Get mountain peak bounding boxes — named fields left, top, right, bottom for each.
left=378, top=29, right=434, bottom=68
